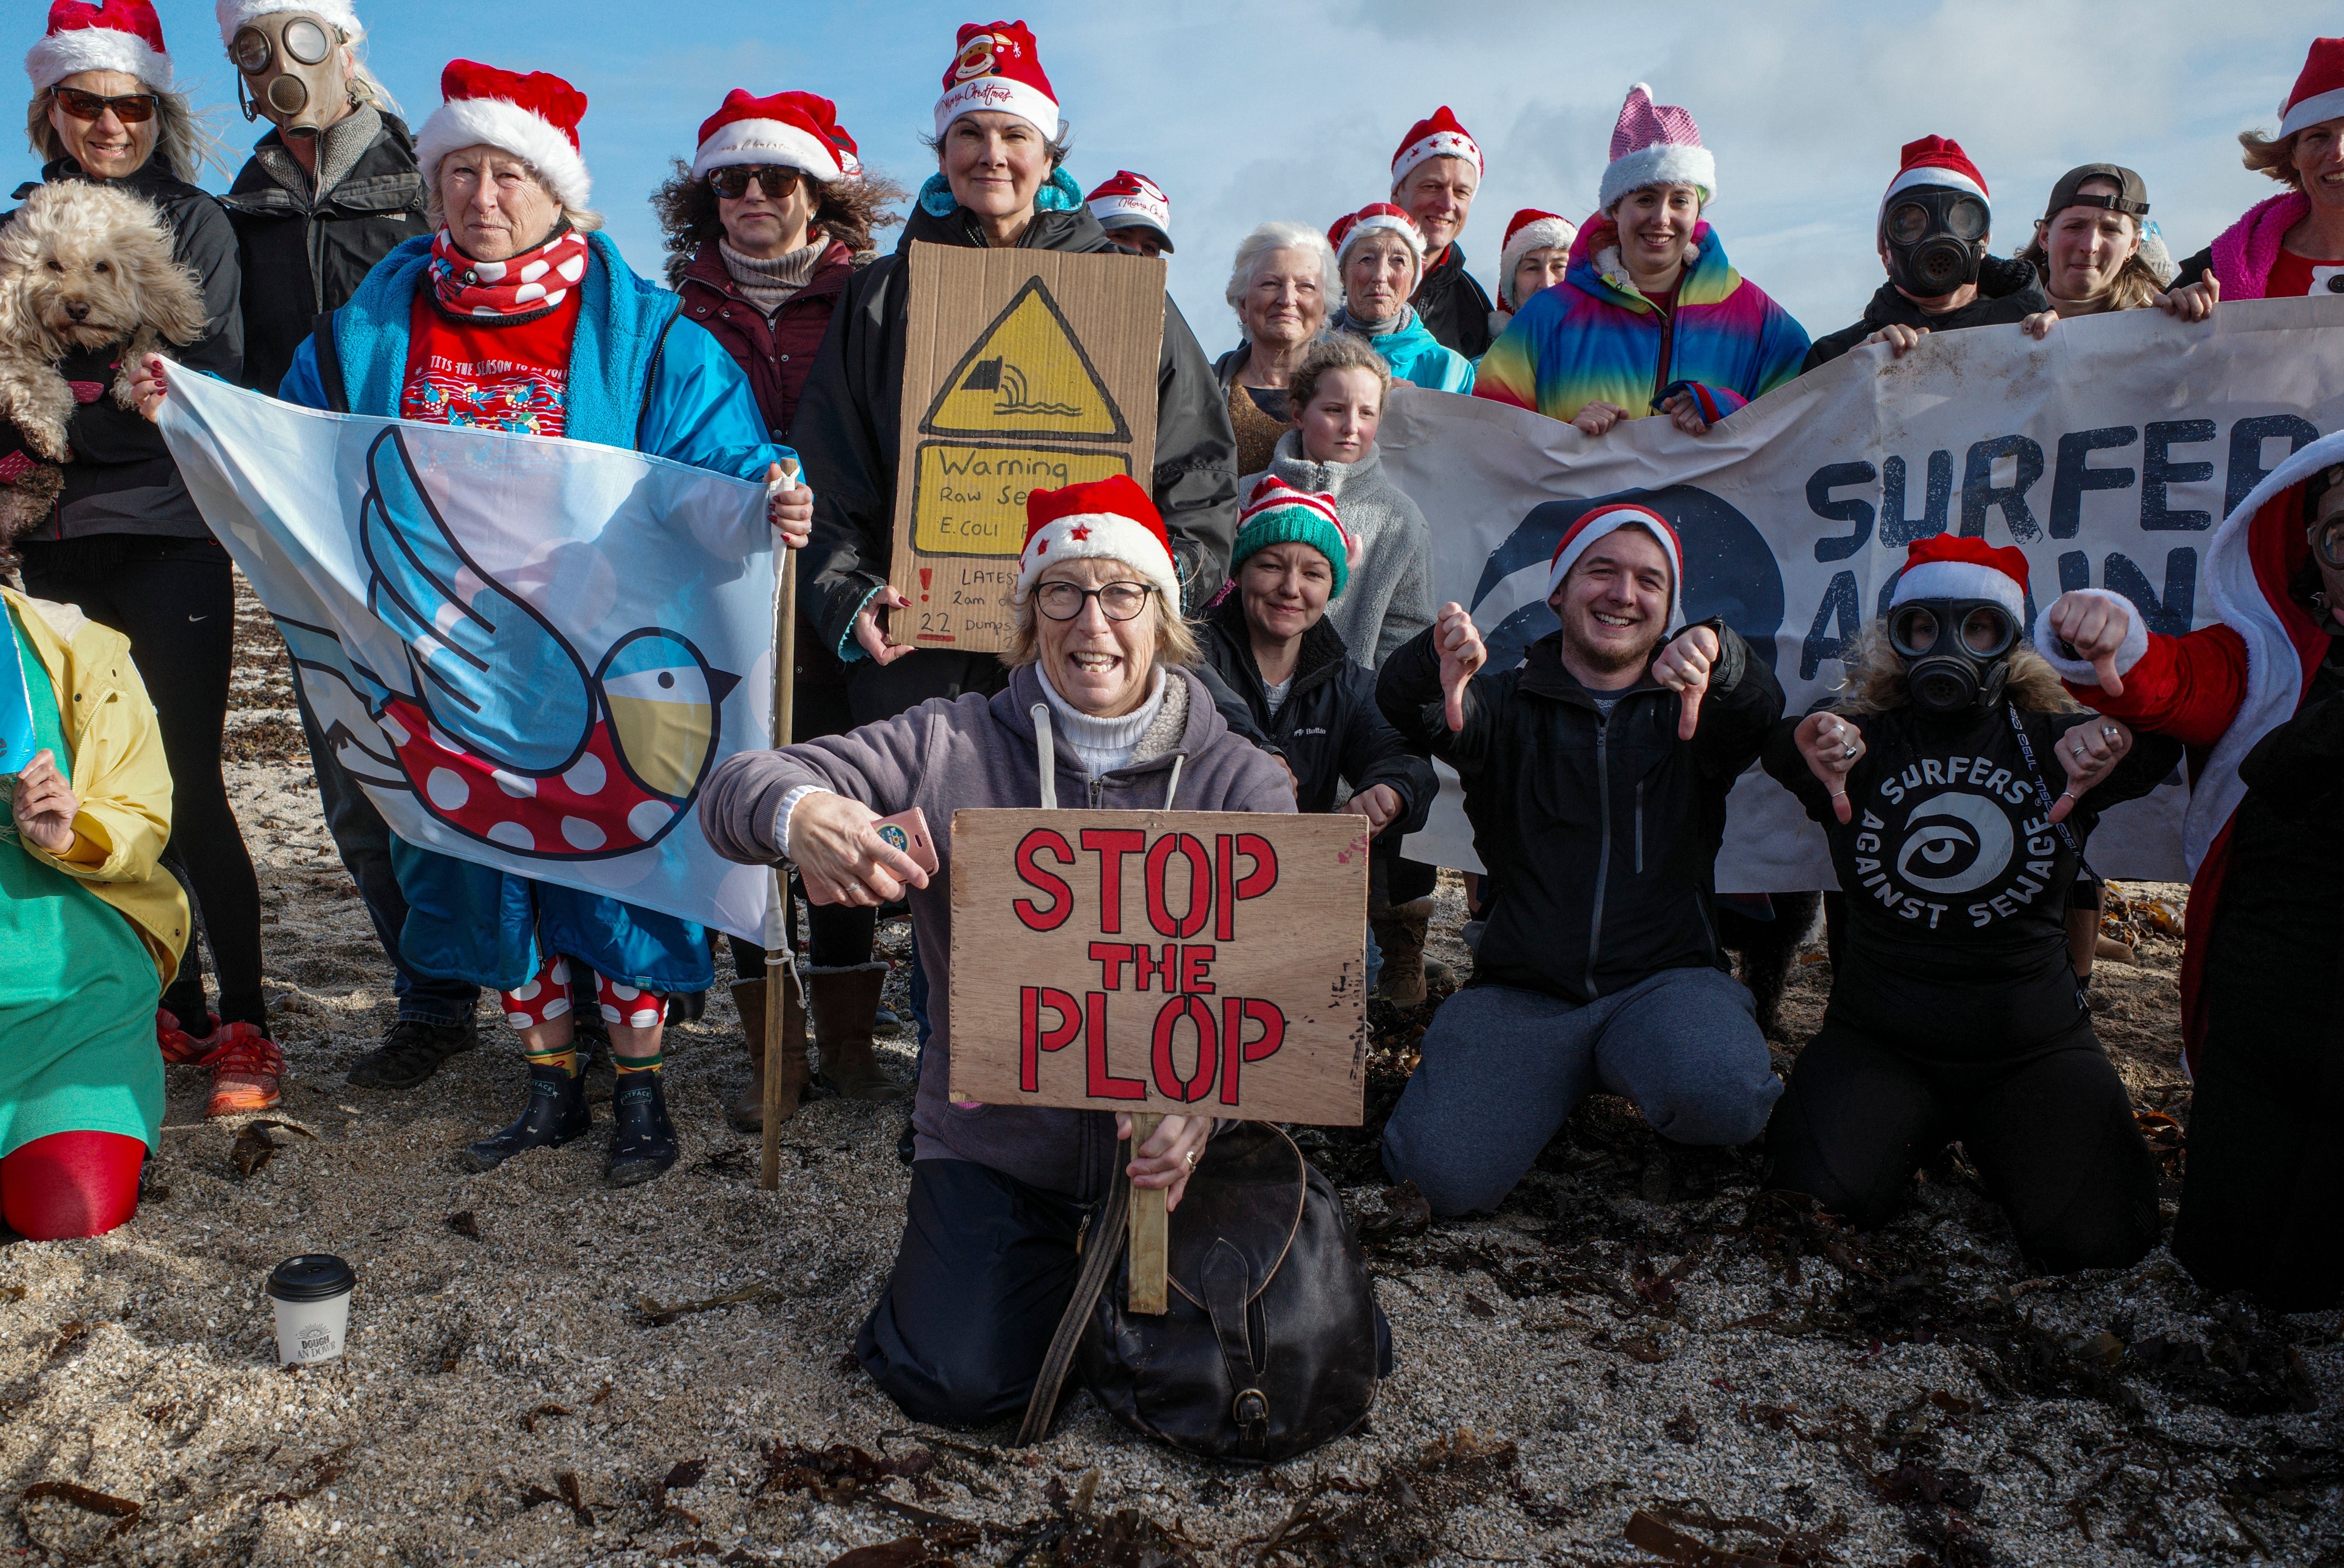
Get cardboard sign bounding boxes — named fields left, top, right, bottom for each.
left=889, top=243, right=1165, bottom=653
left=948, top=809, right=1369, bottom=1125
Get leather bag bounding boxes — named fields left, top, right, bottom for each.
left=1014, top=1121, right=1386, bottom=1463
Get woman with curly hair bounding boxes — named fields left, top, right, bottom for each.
left=1759, top=536, right=2177, bottom=1274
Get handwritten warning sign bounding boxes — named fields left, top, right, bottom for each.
left=891, top=245, right=1164, bottom=653
left=948, top=810, right=1369, bottom=1126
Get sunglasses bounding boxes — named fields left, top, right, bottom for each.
left=707, top=164, right=808, bottom=201
left=52, top=88, right=158, bottom=125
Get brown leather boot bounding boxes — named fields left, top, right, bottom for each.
left=805, top=962, right=909, bottom=1102
left=1372, top=897, right=1433, bottom=1007
left=725, top=964, right=807, bottom=1133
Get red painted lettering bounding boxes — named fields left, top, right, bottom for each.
left=1217, top=997, right=1287, bottom=1107
left=1012, top=829, right=1075, bottom=931
left=1180, top=944, right=1216, bottom=994
left=1130, top=942, right=1177, bottom=992
left=1084, top=991, right=1144, bottom=1101
left=1151, top=994, right=1219, bottom=1103
left=1145, top=832, right=1212, bottom=937
left=1087, top=942, right=1133, bottom=990
left=1228, top=833, right=1278, bottom=940
left=1018, top=985, right=1081, bottom=1092
left=1080, top=828, right=1146, bottom=935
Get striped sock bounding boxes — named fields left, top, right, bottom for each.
left=526, top=1045, right=579, bottom=1079
left=614, top=1052, right=663, bottom=1077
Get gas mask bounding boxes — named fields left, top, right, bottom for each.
left=1890, top=599, right=2017, bottom=714
left=1881, top=186, right=1990, bottom=300
left=230, top=12, right=352, bottom=136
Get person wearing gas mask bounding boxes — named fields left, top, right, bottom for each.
left=1803, top=137, right=2048, bottom=370
left=1759, top=536, right=2175, bottom=1275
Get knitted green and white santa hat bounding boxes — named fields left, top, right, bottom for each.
left=1234, top=476, right=1351, bottom=599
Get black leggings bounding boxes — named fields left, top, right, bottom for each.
left=1765, top=1016, right=2160, bottom=1275
left=19, top=535, right=265, bottom=1027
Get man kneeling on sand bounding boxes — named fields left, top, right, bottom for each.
left=1374, top=505, right=1786, bottom=1214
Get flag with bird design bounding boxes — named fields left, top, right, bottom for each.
left=156, top=371, right=778, bottom=942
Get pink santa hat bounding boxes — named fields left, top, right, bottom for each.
left=27, top=0, right=173, bottom=92
left=1598, top=84, right=1714, bottom=214
left=416, top=58, right=593, bottom=212
left=1547, top=503, right=1685, bottom=631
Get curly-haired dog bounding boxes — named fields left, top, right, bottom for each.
left=0, top=180, right=207, bottom=555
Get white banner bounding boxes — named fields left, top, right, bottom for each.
left=1380, top=297, right=2344, bottom=891
left=159, top=372, right=779, bottom=940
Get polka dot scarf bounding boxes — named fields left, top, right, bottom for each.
left=428, top=225, right=591, bottom=321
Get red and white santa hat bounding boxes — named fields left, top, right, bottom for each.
left=1889, top=534, right=2028, bottom=622
left=787, top=94, right=864, bottom=181
left=1598, top=84, right=1713, bottom=215
left=1498, top=208, right=1578, bottom=308
left=1884, top=135, right=1988, bottom=209
left=1391, top=106, right=1482, bottom=186
left=1086, top=171, right=1172, bottom=251
left=1016, top=474, right=1179, bottom=607
left=935, top=20, right=1057, bottom=141
left=28, top=0, right=172, bottom=92
left=216, top=0, right=362, bottom=45
left=417, top=60, right=591, bottom=212
left=691, top=89, right=844, bottom=182
left=1547, top=503, right=1685, bottom=630
left=1328, top=203, right=1427, bottom=273
left=2280, top=37, right=2344, bottom=136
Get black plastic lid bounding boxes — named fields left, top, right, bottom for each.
left=266, top=1253, right=355, bottom=1303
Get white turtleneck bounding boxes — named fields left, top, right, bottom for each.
left=1039, top=664, right=1166, bottom=780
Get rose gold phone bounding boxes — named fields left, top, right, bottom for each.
left=870, top=807, right=939, bottom=875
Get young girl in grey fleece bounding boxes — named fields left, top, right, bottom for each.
left=1241, top=335, right=1433, bottom=669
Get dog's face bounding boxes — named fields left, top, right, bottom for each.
left=24, top=226, right=153, bottom=351
left=0, top=183, right=208, bottom=357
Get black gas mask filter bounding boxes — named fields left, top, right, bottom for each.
left=1882, top=186, right=1990, bottom=299
left=230, top=12, right=352, bottom=136
left=1890, top=599, right=2017, bottom=714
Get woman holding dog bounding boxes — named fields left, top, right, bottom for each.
left=5, top=2, right=271, bottom=1122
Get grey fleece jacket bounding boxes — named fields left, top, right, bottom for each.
left=1242, top=431, right=1434, bottom=669
left=697, top=661, right=1295, bottom=1201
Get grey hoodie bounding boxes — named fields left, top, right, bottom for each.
left=1242, top=431, right=1434, bottom=669
left=698, top=662, right=1294, bottom=1200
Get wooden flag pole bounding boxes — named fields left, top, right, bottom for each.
left=1127, top=1112, right=1168, bottom=1314
left=761, top=467, right=801, bottom=1194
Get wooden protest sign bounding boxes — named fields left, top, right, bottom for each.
left=888, top=243, right=1165, bottom=653
left=947, top=810, right=1369, bottom=1125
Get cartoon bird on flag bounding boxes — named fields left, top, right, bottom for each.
left=347, top=426, right=739, bottom=858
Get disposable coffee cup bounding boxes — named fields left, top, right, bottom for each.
left=266, top=1254, right=355, bottom=1365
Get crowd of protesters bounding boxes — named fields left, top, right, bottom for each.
left=1, top=0, right=2339, bottom=1442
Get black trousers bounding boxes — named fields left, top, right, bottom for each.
left=20, top=535, right=266, bottom=1027
left=1765, top=1016, right=2160, bottom=1275
left=856, top=1158, right=1087, bottom=1428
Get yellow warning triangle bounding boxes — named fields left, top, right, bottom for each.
left=921, top=278, right=1130, bottom=442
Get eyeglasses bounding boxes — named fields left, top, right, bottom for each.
left=52, top=88, right=158, bottom=125
left=708, top=165, right=807, bottom=201
left=1033, top=581, right=1153, bottom=622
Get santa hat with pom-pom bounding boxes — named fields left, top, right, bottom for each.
left=416, top=58, right=591, bottom=212
left=28, top=0, right=172, bottom=93
left=1390, top=106, right=1482, bottom=186
left=1598, top=84, right=1713, bottom=215
left=691, top=89, right=843, bottom=181
left=1015, top=474, right=1180, bottom=608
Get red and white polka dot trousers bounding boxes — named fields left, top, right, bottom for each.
left=499, top=954, right=667, bottom=1032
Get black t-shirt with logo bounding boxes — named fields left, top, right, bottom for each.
left=1762, top=700, right=2182, bottom=1059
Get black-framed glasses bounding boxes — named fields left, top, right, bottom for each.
left=708, top=164, right=807, bottom=201
left=1033, top=581, right=1153, bottom=622
left=1889, top=600, right=2016, bottom=660
left=52, top=88, right=158, bottom=124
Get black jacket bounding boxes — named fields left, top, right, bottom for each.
left=2172, top=247, right=2214, bottom=289
left=1202, top=595, right=1433, bottom=827
left=1802, top=257, right=2048, bottom=371
left=1379, top=622, right=1784, bottom=1002
left=220, top=110, right=426, bottom=396
left=1411, top=242, right=1494, bottom=360
left=2, top=158, right=242, bottom=542
left=793, top=195, right=1239, bottom=672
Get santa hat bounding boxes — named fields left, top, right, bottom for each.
left=1391, top=106, right=1482, bottom=186
left=1328, top=203, right=1426, bottom=273
left=216, top=0, right=362, bottom=44
left=2280, top=37, right=2344, bottom=137
left=1889, top=534, right=2029, bottom=624
left=787, top=94, right=864, bottom=181
left=416, top=59, right=591, bottom=213
left=1086, top=170, right=1173, bottom=252
left=27, top=0, right=172, bottom=93
left=1497, top=208, right=1578, bottom=310
left=691, top=89, right=843, bottom=182
left=1547, top=504, right=1685, bottom=630
left=1598, top=84, right=1713, bottom=215
left=1884, top=135, right=1988, bottom=207
left=1234, top=476, right=1352, bottom=599
left=935, top=20, right=1058, bottom=141
left=1015, top=474, right=1179, bottom=608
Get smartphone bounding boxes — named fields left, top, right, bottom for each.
left=870, top=807, right=939, bottom=875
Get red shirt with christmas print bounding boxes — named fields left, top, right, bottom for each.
left=399, top=288, right=583, bottom=436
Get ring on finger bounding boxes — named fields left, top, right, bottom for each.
left=1841, top=743, right=1857, bottom=760
left=1184, top=1148, right=1200, bottom=1168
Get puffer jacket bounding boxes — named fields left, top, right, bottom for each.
left=1411, top=241, right=1495, bottom=360
left=1378, top=622, right=1783, bottom=1003
left=4, top=587, right=188, bottom=985
left=794, top=169, right=1240, bottom=671
left=1475, top=218, right=1806, bottom=428
left=1334, top=310, right=1474, bottom=394
left=675, top=236, right=856, bottom=440
left=697, top=661, right=1294, bottom=1199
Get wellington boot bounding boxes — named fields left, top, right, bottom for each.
left=806, top=962, right=908, bottom=1102
left=459, top=1066, right=590, bottom=1173
left=726, top=967, right=809, bottom=1134
left=605, top=1072, right=679, bottom=1187
left=1372, top=897, right=1433, bottom=1007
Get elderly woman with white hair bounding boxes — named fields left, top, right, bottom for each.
left=1212, top=220, right=1338, bottom=475
left=1326, top=203, right=1473, bottom=393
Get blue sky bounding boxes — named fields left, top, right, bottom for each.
left=16, top=1, right=2341, bottom=345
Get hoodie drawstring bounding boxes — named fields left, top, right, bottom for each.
left=1031, top=702, right=1058, bottom=810
left=1164, top=753, right=1183, bottom=810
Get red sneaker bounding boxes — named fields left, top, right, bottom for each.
left=195, top=1023, right=284, bottom=1117
left=157, top=1008, right=220, bottom=1065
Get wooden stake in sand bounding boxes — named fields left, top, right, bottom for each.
left=762, top=467, right=801, bottom=1194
